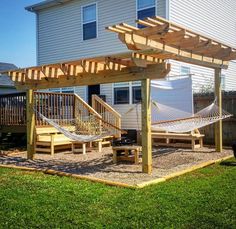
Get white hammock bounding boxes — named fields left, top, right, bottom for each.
left=36, top=111, right=116, bottom=143
left=151, top=101, right=232, bottom=133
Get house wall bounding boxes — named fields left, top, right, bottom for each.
left=37, top=0, right=166, bottom=65
left=169, top=0, right=236, bottom=92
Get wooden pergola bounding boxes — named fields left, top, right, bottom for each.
left=4, top=16, right=236, bottom=174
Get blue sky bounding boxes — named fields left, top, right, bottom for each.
left=0, top=0, right=41, bottom=67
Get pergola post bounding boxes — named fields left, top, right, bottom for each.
left=214, top=68, right=223, bottom=152
left=26, top=89, right=35, bottom=159
left=141, top=78, right=152, bottom=174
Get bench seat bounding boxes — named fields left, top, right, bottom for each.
left=152, top=130, right=204, bottom=150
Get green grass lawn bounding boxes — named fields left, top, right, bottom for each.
left=0, top=158, right=235, bottom=229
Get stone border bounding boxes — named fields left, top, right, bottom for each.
left=0, top=155, right=233, bottom=189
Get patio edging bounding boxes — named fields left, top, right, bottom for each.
left=0, top=155, right=233, bottom=189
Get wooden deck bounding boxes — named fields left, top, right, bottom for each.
left=0, top=92, right=121, bottom=139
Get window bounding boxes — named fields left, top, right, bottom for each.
left=113, top=82, right=141, bottom=104
left=132, top=86, right=141, bottom=103
left=114, top=82, right=129, bottom=104
left=82, top=3, right=97, bottom=40
left=49, top=87, right=74, bottom=93
left=49, top=88, right=60, bottom=93
left=132, top=81, right=141, bottom=104
left=180, top=66, right=191, bottom=75
left=137, top=0, right=156, bottom=28
left=221, top=74, right=226, bottom=90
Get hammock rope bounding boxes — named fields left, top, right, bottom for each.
left=151, top=100, right=232, bottom=133
left=35, top=110, right=118, bottom=143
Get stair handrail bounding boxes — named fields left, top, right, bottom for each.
left=92, top=94, right=122, bottom=138
left=74, top=94, right=102, bottom=119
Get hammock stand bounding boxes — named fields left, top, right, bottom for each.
left=150, top=100, right=232, bottom=149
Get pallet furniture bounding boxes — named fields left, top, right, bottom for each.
left=35, top=127, right=115, bottom=155
left=152, top=130, right=204, bottom=150
left=112, top=145, right=142, bottom=164
left=35, top=127, right=72, bottom=155
left=35, top=126, right=85, bottom=155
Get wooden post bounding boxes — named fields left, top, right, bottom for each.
left=141, top=78, right=152, bottom=174
left=50, top=135, right=55, bottom=156
left=26, top=89, right=35, bottom=159
left=214, top=68, right=223, bottom=152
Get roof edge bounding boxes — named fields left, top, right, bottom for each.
left=25, top=0, right=72, bottom=12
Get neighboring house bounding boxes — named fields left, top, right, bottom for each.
left=0, top=63, right=18, bottom=95
left=26, top=0, right=236, bottom=129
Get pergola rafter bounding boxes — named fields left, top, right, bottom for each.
left=107, top=16, right=236, bottom=68
left=4, top=52, right=169, bottom=90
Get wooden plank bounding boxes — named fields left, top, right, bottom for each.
left=35, top=148, right=51, bottom=153
left=141, top=78, right=152, bottom=174
left=26, top=89, right=35, bottom=159
left=214, top=68, right=223, bottom=152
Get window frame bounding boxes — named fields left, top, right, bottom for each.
left=113, top=82, right=141, bottom=105
left=221, top=73, right=226, bottom=90
left=81, top=2, right=98, bottom=41
left=132, top=85, right=142, bottom=104
left=180, top=66, right=191, bottom=76
left=136, top=0, right=156, bottom=28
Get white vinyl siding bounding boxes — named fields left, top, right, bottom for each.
left=169, top=0, right=236, bottom=92
left=37, top=0, right=135, bottom=65
left=37, top=0, right=166, bottom=65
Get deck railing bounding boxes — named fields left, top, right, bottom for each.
left=0, top=92, right=121, bottom=137
left=92, top=94, right=121, bottom=138
left=34, top=92, right=75, bottom=126
left=0, top=92, right=26, bottom=126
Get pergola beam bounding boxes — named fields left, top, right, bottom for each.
left=14, top=63, right=170, bottom=90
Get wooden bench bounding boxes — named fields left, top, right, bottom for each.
left=152, top=130, right=204, bottom=150
left=35, top=127, right=114, bottom=155
left=35, top=126, right=86, bottom=155
left=112, top=145, right=142, bottom=164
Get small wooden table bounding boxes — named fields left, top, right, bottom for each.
left=112, top=145, right=142, bottom=164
